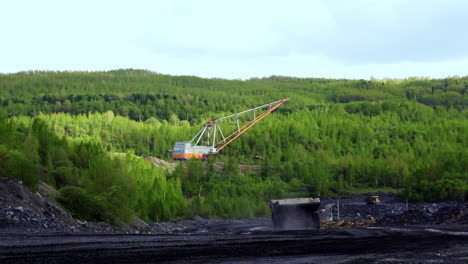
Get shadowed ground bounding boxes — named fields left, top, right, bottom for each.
left=0, top=226, right=466, bottom=264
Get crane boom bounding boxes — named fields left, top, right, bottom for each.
left=172, top=98, right=289, bottom=160
left=216, top=98, right=287, bottom=152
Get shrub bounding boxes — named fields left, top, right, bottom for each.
left=0, top=145, right=39, bottom=188
left=57, top=186, right=113, bottom=223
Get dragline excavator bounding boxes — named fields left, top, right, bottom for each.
left=171, top=98, right=321, bottom=230
left=172, top=98, right=289, bottom=161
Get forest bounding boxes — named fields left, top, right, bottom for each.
left=0, top=70, right=466, bottom=224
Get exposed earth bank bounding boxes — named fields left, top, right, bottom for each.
left=0, top=177, right=467, bottom=263
left=1, top=177, right=466, bottom=234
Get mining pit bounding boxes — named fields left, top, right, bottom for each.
left=0, top=177, right=466, bottom=263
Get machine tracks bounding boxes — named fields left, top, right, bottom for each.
left=1, top=227, right=466, bottom=263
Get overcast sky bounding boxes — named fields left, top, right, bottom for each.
left=1, top=0, right=468, bottom=79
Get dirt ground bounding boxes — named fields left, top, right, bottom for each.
left=0, top=225, right=466, bottom=263
left=0, top=177, right=467, bottom=263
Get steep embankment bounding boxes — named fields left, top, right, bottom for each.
left=0, top=177, right=153, bottom=233
left=0, top=177, right=77, bottom=231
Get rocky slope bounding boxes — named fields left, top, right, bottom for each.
left=0, top=177, right=152, bottom=233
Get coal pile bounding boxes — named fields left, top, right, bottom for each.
left=376, top=209, right=435, bottom=226
left=319, top=202, right=408, bottom=221
left=319, top=192, right=406, bottom=221
left=319, top=192, right=467, bottom=227
left=0, top=205, right=70, bottom=231
left=375, top=203, right=467, bottom=226
left=0, top=177, right=80, bottom=232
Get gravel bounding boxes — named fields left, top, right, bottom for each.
left=319, top=192, right=467, bottom=227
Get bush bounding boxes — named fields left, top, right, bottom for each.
left=0, top=145, right=39, bottom=188
left=57, top=186, right=113, bottom=223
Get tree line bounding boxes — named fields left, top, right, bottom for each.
left=0, top=70, right=466, bottom=224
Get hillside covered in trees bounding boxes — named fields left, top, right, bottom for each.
left=0, top=70, right=466, bottom=224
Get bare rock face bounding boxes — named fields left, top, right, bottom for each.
left=0, top=177, right=79, bottom=232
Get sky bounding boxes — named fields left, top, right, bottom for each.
left=1, top=0, right=468, bottom=79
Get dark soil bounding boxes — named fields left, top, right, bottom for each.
left=0, top=226, right=466, bottom=263
left=0, top=177, right=467, bottom=263
left=0, top=177, right=78, bottom=232
left=319, top=192, right=467, bottom=227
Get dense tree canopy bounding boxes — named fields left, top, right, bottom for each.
left=0, top=70, right=466, bottom=223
